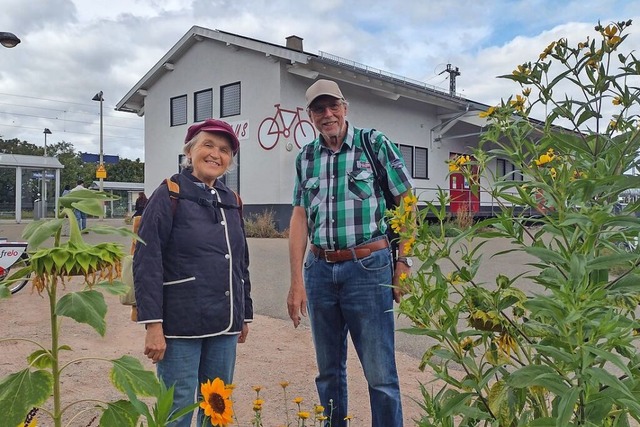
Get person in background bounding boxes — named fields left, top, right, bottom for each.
left=61, top=184, right=71, bottom=196
left=133, top=192, right=148, bottom=217
left=134, top=119, right=252, bottom=427
left=287, top=79, right=414, bottom=427
left=70, top=179, right=87, bottom=230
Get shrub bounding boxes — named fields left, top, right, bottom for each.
left=394, top=20, right=640, bottom=426
left=244, top=209, right=286, bottom=238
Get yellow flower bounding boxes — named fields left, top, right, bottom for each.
left=534, top=149, right=555, bottom=166
left=252, top=385, right=262, bottom=393
left=539, top=41, right=556, bottom=60
left=399, top=272, right=408, bottom=281
left=279, top=381, right=289, bottom=388
left=448, top=162, right=460, bottom=172
left=317, top=415, right=328, bottom=421
left=200, top=378, right=234, bottom=426
left=478, top=106, right=496, bottom=118
left=403, top=236, right=415, bottom=254
left=610, top=120, right=618, bottom=130
left=496, top=332, right=518, bottom=358
left=522, top=87, right=531, bottom=97
left=549, top=167, right=557, bottom=179
left=293, top=397, right=304, bottom=404
left=509, top=94, right=526, bottom=112
left=344, top=415, right=354, bottom=420
left=512, top=64, right=531, bottom=76
left=460, top=336, right=474, bottom=351
left=253, top=399, right=264, bottom=406
left=297, top=411, right=310, bottom=419
left=225, top=383, right=236, bottom=390
left=314, top=404, right=325, bottom=414
left=612, top=96, right=623, bottom=105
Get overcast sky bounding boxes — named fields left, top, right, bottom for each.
left=1, top=0, right=639, bottom=161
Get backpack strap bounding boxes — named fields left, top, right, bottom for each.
left=361, top=129, right=395, bottom=207
left=164, top=177, right=180, bottom=216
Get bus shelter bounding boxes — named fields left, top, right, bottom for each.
left=0, top=153, right=64, bottom=223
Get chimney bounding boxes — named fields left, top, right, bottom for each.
left=286, top=35, right=304, bottom=52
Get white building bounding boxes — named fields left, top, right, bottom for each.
left=116, top=26, right=514, bottom=228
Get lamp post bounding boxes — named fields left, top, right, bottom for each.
left=42, top=128, right=52, bottom=219
left=92, top=91, right=104, bottom=192
left=0, top=32, right=20, bottom=48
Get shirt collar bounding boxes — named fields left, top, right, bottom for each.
left=315, top=121, right=355, bottom=154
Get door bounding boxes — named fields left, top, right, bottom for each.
left=449, top=153, right=480, bottom=214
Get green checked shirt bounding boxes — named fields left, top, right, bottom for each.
left=293, top=122, right=413, bottom=250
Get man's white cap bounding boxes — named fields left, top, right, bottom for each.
left=305, top=79, right=345, bottom=107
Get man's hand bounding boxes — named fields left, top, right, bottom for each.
left=287, top=281, right=307, bottom=328
left=144, top=323, right=166, bottom=363
left=392, top=261, right=411, bottom=303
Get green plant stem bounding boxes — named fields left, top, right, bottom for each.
left=58, top=356, right=113, bottom=373
left=48, top=275, right=62, bottom=427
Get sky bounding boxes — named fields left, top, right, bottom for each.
left=1, top=0, right=639, bottom=161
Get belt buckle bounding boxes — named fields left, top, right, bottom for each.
left=323, top=249, right=337, bottom=263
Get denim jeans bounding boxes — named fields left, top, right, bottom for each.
left=73, top=209, right=86, bottom=230
left=304, top=238, right=403, bottom=427
left=157, top=334, right=238, bottom=427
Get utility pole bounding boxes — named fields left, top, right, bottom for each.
left=439, top=64, right=461, bottom=96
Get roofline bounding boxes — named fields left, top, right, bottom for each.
left=115, top=26, right=312, bottom=114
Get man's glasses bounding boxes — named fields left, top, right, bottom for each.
left=309, top=102, right=343, bottom=115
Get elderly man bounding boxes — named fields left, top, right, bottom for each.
left=287, top=79, right=414, bottom=427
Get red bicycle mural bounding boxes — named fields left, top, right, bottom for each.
left=257, top=104, right=316, bottom=150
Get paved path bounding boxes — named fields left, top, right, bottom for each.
left=0, top=218, right=538, bottom=360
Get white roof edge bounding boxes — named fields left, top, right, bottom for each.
left=115, top=26, right=311, bottom=113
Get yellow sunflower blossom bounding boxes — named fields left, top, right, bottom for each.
left=344, top=415, right=354, bottom=420
left=534, top=149, right=555, bottom=166
left=279, top=381, right=289, bottom=389
left=297, top=411, right=310, bottom=419
left=317, top=415, right=329, bottom=421
left=399, top=272, right=408, bottom=281
left=549, top=167, right=557, bottom=180
left=200, top=378, right=234, bottom=426
left=225, top=383, right=236, bottom=390
left=459, top=336, right=474, bottom=351
left=496, top=332, right=518, bottom=358
left=403, top=236, right=416, bottom=254
left=512, top=64, right=531, bottom=76
left=252, top=385, right=262, bottom=393
left=293, top=397, right=304, bottom=404
left=610, top=120, right=618, bottom=130
left=578, top=38, right=589, bottom=49
left=446, top=272, right=463, bottom=285
left=314, top=404, right=325, bottom=414
left=403, top=193, right=418, bottom=208
left=509, top=94, right=526, bottom=112
left=522, top=87, right=531, bottom=97
left=539, top=40, right=556, bottom=60
left=478, top=106, right=496, bottom=118
left=253, top=399, right=264, bottom=406
left=612, top=96, right=623, bottom=106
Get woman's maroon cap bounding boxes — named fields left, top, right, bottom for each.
left=184, top=119, right=239, bottom=154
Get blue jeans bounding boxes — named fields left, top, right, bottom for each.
left=74, top=209, right=86, bottom=230
left=157, top=334, right=238, bottom=427
left=304, top=238, right=403, bottom=427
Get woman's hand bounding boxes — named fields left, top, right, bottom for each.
left=144, top=323, right=166, bottom=363
left=238, top=323, right=249, bottom=343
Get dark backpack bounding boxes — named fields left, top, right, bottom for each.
left=164, top=176, right=242, bottom=217
left=360, top=129, right=400, bottom=261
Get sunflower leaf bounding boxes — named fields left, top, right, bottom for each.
left=100, top=400, right=139, bottom=427
left=0, top=369, right=53, bottom=427
left=56, top=290, right=107, bottom=336
left=110, top=355, right=160, bottom=397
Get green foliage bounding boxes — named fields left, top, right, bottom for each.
left=397, top=20, right=640, bottom=426
left=0, top=190, right=171, bottom=427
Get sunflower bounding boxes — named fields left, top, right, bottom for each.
left=200, top=378, right=234, bottom=426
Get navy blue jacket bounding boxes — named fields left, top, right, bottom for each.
left=133, top=170, right=253, bottom=337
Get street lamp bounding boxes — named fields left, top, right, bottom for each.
left=92, top=91, right=104, bottom=192
left=0, top=32, right=20, bottom=48
left=42, top=128, right=52, bottom=219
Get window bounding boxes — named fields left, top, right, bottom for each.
left=170, top=95, right=187, bottom=126
left=399, top=144, right=414, bottom=177
left=414, top=147, right=428, bottom=179
left=194, top=89, right=213, bottom=122
left=221, top=82, right=241, bottom=117
left=497, top=158, right=523, bottom=181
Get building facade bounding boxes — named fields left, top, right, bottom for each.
left=117, top=26, right=515, bottom=228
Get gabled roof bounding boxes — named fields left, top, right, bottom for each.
left=115, top=26, right=312, bottom=115
left=115, top=26, right=490, bottom=119
left=90, top=181, right=144, bottom=191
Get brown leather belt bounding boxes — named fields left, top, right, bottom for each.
left=310, top=239, right=389, bottom=263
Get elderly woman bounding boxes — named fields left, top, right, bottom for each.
left=133, top=119, right=252, bottom=427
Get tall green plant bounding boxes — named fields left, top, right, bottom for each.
left=0, top=190, right=174, bottom=427
left=395, top=20, right=640, bottom=426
